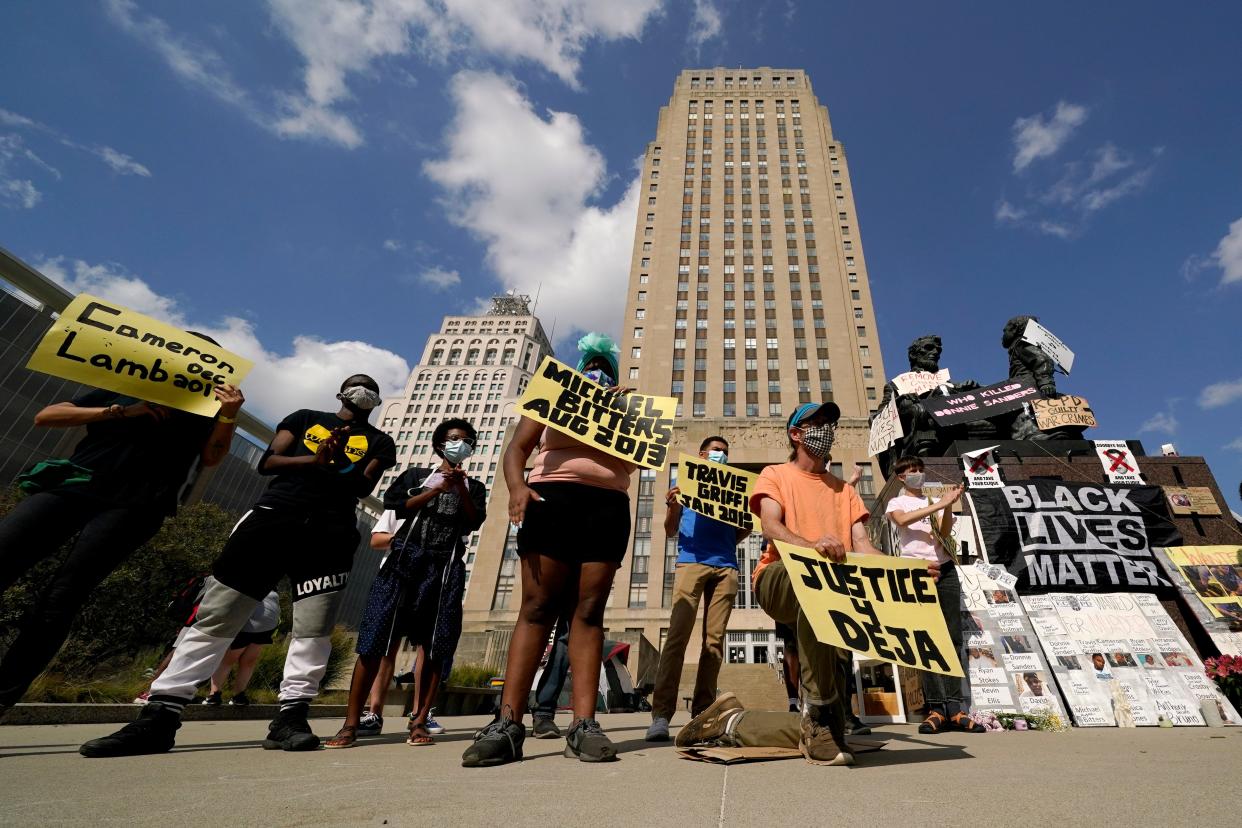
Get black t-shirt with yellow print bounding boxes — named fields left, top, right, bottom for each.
left=255, top=409, right=396, bottom=518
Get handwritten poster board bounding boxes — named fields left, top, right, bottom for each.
left=677, top=453, right=760, bottom=532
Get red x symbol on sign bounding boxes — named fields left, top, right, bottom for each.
left=1104, top=448, right=1134, bottom=473
left=969, top=453, right=994, bottom=474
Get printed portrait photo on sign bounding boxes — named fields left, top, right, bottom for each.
left=1056, top=655, right=1082, bottom=671
left=1002, top=635, right=1032, bottom=654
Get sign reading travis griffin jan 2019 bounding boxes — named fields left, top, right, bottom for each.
left=970, top=481, right=1182, bottom=594
left=927, top=378, right=1041, bottom=427
left=27, top=294, right=253, bottom=417
left=518, top=356, right=677, bottom=469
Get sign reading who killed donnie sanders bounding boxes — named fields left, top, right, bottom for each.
left=776, top=540, right=964, bottom=677
left=518, top=356, right=677, bottom=470
left=27, top=294, right=253, bottom=417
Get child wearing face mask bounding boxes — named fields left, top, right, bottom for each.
left=884, top=456, right=984, bottom=734
left=325, top=418, right=487, bottom=749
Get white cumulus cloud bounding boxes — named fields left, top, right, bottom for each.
left=1012, top=101, right=1089, bottom=172
left=1199, top=377, right=1242, bottom=410
left=689, top=0, right=723, bottom=52
left=418, top=266, right=462, bottom=289
left=37, top=256, right=410, bottom=424
left=1138, top=410, right=1178, bottom=435
left=424, top=71, right=637, bottom=347
left=1209, top=216, right=1242, bottom=286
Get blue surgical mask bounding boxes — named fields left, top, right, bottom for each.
left=706, top=450, right=728, bottom=464
left=441, top=439, right=474, bottom=466
left=583, top=368, right=616, bottom=387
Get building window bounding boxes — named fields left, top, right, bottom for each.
left=633, top=327, right=644, bottom=339
left=631, top=347, right=642, bottom=359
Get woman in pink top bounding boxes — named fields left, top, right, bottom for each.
left=884, top=456, right=984, bottom=735
left=463, top=334, right=637, bottom=768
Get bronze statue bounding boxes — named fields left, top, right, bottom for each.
left=1003, top=315, right=1058, bottom=397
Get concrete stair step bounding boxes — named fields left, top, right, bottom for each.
left=673, top=662, right=788, bottom=713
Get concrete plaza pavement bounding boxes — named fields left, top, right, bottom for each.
left=1, top=712, right=1239, bottom=827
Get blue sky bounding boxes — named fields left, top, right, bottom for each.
left=1, top=1, right=1240, bottom=508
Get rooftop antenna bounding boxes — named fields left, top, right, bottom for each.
left=532, top=281, right=543, bottom=314
left=548, top=316, right=557, bottom=346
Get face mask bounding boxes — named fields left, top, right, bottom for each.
left=903, top=472, right=926, bottom=489
left=583, top=368, right=616, bottom=387
left=340, top=385, right=382, bottom=410
left=797, top=422, right=837, bottom=459
left=441, top=439, right=474, bottom=466
left=706, top=450, right=728, bottom=464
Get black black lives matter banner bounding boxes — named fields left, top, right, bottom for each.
left=927, top=378, right=1040, bottom=427
left=971, top=481, right=1182, bottom=594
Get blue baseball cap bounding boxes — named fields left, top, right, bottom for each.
left=787, top=401, right=841, bottom=430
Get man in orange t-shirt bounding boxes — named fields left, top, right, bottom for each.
left=749, top=401, right=880, bottom=765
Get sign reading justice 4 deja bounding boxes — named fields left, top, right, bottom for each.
left=27, top=294, right=253, bottom=417
left=677, top=453, right=759, bottom=532
left=518, top=356, right=677, bottom=469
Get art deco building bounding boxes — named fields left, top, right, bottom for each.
left=464, top=68, right=887, bottom=668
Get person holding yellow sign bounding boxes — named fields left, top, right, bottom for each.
left=463, top=334, right=636, bottom=768
left=0, top=333, right=242, bottom=720
left=81, top=375, right=396, bottom=757
left=748, top=401, right=890, bottom=766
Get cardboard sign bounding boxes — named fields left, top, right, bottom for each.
left=962, top=445, right=1002, bottom=489
left=971, top=482, right=1182, bottom=593
left=26, top=294, right=253, bottom=417
left=1021, top=319, right=1075, bottom=374
left=1094, top=440, right=1143, bottom=485
left=677, top=453, right=760, bottom=532
left=867, top=398, right=903, bottom=457
left=775, top=541, right=964, bottom=677
left=1031, top=395, right=1097, bottom=430
left=891, top=369, right=951, bottom=397
left=1162, top=487, right=1222, bottom=516
left=926, top=379, right=1040, bottom=427
left=1161, top=546, right=1242, bottom=620
left=518, top=356, right=676, bottom=469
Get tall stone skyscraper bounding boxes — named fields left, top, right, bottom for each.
left=463, top=69, right=887, bottom=668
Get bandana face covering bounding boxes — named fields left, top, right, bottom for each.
left=797, top=422, right=837, bottom=459
left=341, top=385, right=382, bottom=410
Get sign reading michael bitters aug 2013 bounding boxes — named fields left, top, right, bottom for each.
left=518, top=355, right=677, bottom=470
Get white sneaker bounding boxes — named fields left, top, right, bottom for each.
left=645, top=717, right=671, bottom=742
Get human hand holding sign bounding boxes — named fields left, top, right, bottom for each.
left=665, top=486, right=681, bottom=507
left=214, top=383, right=244, bottom=417
left=813, top=533, right=847, bottom=562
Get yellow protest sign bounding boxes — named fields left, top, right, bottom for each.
left=1164, top=546, right=1242, bottom=619
left=774, top=540, right=964, bottom=677
left=518, top=355, right=676, bottom=470
left=27, top=294, right=253, bottom=417
left=677, top=453, right=760, bottom=532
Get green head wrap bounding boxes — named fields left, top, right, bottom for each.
left=575, top=332, right=620, bottom=380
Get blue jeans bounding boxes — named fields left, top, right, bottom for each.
left=531, top=615, right=570, bottom=720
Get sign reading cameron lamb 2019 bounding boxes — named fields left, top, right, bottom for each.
left=970, top=481, right=1182, bottom=593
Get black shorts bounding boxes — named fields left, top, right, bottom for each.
left=228, top=627, right=275, bottom=650
left=212, top=506, right=360, bottom=602
left=775, top=621, right=797, bottom=652
left=517, top=482, right=631, bottom=564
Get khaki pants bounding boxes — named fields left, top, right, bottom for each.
left=651, top=563, right=739, bottom=720
left=755, top=559, right=842, bottom=711
left=726, top=710, right=801, bottom=747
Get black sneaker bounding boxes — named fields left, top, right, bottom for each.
left=846, top=715, right=872, bottom=736
left=461, top=718, right=525, bottom=767
left=531, top=716, right=561, bottom=739
left=202, top=691, right=223, bottom=707
left=564, top=718, right=618, bottom=762
left=80, top=704, right=182, bottom=758
left=263, top=703, right=320, bottom=751
left=229, top=692, right=250, bottom=707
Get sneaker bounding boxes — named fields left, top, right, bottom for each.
left=132, top=691, right=150, bottom=705
left=799, top=714, right=854, bottom=766
left=201, top=691, right=222, bottom=707
left=645, top=717, right=670, bottom=742
left=80, top=704, right=181, bottom=758
left=461, top=718, right=525, bottom=767
left=564, top=718, right=618, bottom=762
left=229, top=692, right=250, bottom=707
left=674, top=692, right=744, bottom=748
left=263, top=703, right=320, bottom=751
left=531, top=716, right=561, bottom=739
left=357, top=711, right=383, bottom=736
left=846, top=715, right=871, bottom=736
left=426, top=709, right=445, bottom=735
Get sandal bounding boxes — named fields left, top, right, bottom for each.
left=324, top=725, right=358, bottom=749
left=406, top=724, right=434, bottom=746
left=951, top=712, right=986, bottom=733
left=918, top=710, right=947, bottom=734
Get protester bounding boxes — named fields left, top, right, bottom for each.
left=462, top=334, right=635, bottom=767
left=530, top=616, right=571, bottom=738
left=326, top=418, right=486, bottom=749
left=883, top=456, right=984, bottom=734
left=646, top=436, right=748, bottom=742
left=0, top=361, right=242, bottom=719
left=674, top=692, right=869, bottom=756
left=748, top=401, right=896, bottom=766
left=202, top=588, right=280, bottom=707
left=80, top=375, right=396, bottom=757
